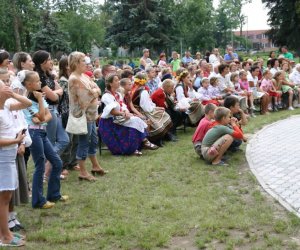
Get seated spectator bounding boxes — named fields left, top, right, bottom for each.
left=151, top=79, right=183, bottom=141
left=273, top=71, right=294, bottom=110
left=290, top=64, right=300, bottom=86
left=182, top=50, right=194, bottom=67
left=269, top=58, right=280, bottom=76
left=260, top=70, right=281, bottom=111
left=192, top=103, right=217, bottom=158
left=193, top=69, right=203, bottom=90
left=208, top=77, right=224, bottom=105
left=247, top=66, right=269, bottom=114
left=223, top=96, right=248, bottom=152
left=209, top=48, right=223, bottom=65
left=239, top=70, right=255, bottom=112
left=197, top=77, right=219, bottom=106
left=158, top=53, right=168, bottom=68
left=99, top=74, right=157, bottom=155
left=201, top=107, right=245, bottom=166
left=175, top=71, right=203, bottom=125
left=145, top=66, right=159, bottom=95
left=131, top=73, right=172, bottom=146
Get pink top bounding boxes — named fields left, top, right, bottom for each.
left=260, top=78, right=273, bottom=92
left=192, top=116, right=211, bottom=143
left=239, top=79, right=250, bottom=91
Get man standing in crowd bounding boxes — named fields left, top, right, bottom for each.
left=182, top=50, right=194, bottom=66
left=139, top=48, right=154, bottom=70
left=224, top=46, right=238, bottom=63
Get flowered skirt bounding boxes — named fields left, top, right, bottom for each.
left=98, top=118, right=146, bottom=155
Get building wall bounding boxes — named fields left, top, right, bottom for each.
left=234, top=30, right=278, bottom=51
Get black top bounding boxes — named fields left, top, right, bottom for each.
left=39, top=72, right=58, bottom=105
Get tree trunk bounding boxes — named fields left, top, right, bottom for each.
left=11, top=0, right=21, bottom=51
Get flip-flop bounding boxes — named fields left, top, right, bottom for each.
left=212, top=160, right=229, bottom=166
left=0, top=236, right=25, bottom=247
left=13, top=232, right=26, bottom=240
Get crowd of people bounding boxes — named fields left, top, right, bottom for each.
left=0, top=45, right=299, bottom=246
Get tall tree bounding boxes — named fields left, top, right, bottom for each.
left=262, top=0, right=300, bottom=51
left=31, top=11, right=71, bottom=54
left=174, top=0, right=216, bottom=52
left=105, top=0, right=173, bottom=52
left=56, top=3, right=106, bottom=52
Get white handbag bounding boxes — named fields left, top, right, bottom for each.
left=65, top=112, right=88, bottom=135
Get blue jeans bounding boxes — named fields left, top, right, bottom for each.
left=76, top=122, right=98, bottom=160
left=29, top=129, right=62, bottom=208
left=229, top=139, right=243, bottom=151
left=47, top=106, right=69, bottom=155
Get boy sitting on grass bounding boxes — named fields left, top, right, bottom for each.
left=201, top=107, right=245, bottom=166
left=192, top=103, right=217, bottom=158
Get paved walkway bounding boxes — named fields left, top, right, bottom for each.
left=246, top=115, right=300, bottom=217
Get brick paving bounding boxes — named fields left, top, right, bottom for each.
left=246, top=115, right=300, bottom=217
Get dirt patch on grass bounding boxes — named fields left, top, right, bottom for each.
left=162, top=161, right=300, bottom=250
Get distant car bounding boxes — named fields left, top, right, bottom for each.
left=235, top=47, right=247, bottom=52
left=250, top=50, right=258, bottom=55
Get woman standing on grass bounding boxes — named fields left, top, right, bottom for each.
left=68, top=52, right=107, bottom=182
left=32, top=50, right=69, bottom=182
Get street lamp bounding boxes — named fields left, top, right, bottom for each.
left=245, top=15, right=248, bottom=52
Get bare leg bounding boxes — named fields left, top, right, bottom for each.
left=89, top=155, right=104, bottom=171
left=0, top=191, right=13, bottom=243
left=212, top=135, right=234, bottom=165
left=78, top=159, right=90, bottom=177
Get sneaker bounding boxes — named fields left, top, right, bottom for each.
left=41, top=201, right=55, bottom=209
left=250, top=113, right=256, bottom=118
left=250, top=106, right=257, bottom=111
left=58, top=195, right=69, bottom=202
left=296, top=104, right=300, bottom=108
left=288, top=106, right=294, bottom=111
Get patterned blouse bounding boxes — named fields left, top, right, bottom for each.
left=68, top=74, right=100, bottom=122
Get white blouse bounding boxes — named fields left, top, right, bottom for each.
left=140, top=90, right=156, bottom=113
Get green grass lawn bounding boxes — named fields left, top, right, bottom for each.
left=12, top=109, right=300, bottom=250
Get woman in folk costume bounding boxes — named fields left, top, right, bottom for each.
left=99, top=74, right=158, bottom=156
left=175, top=71, right=204, bottom=125
left=131, top=72, right=172, bottom=145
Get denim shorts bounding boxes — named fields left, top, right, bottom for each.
left=0, top=147, right=18, bottom=191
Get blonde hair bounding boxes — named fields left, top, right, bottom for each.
left=162, top=79, right=174, bottom=89
left=214, top=107, right=230, bottom=122
left=177, top=71, right=189, bottom=82
left=68, top=51, right=85, bottom=73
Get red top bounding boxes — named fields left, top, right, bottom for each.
left=192, top=116, right=211, bottom=143
left=151, top=88, right=166, bottom=108
left=209, top=121, right=244, bottom=139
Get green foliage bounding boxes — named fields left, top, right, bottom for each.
left=106, top=0, right=173, bottom=52
left=31, top=11, right=71, bottom=54
left=56, top=3, right=106, bottom=53
left=173, top=0, right=215, bottom=51
left=262, top=0, right=300, bottom=51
